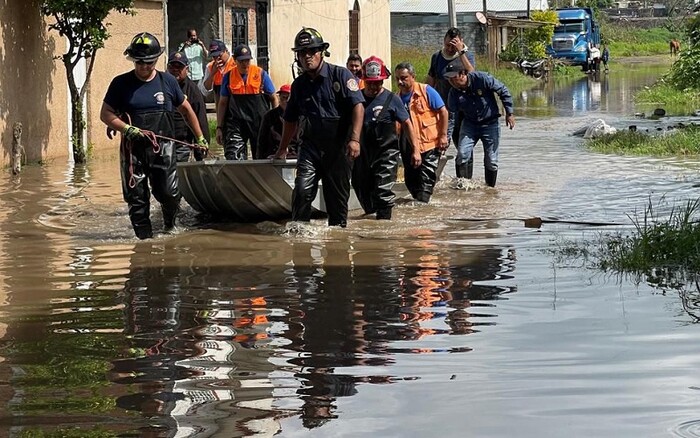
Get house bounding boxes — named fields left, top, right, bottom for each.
left=0, top=0, right=390, bottom=167
left=391, top=0, right=549, bottom=52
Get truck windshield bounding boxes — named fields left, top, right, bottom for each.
left=554, top=22, right=585, bottom=33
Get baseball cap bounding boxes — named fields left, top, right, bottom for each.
left=233, top=44, right=253, bottom=60
left=167, top=50, right=189, bottom=66
left=209, top=40, right=227, bottom=57
left=442, top=59, right=464, bottom=78
left=278, top=84, right=291, bottom=94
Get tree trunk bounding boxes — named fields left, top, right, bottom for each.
left=70, top=91, right=86, bottom=164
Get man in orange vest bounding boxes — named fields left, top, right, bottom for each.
left=203, top=40, right=235, bottom=109
left=394, top=61, right=448, bottom=203
left=216, top=44, right=278, bottom=160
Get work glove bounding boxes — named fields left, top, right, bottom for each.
left=122, top=124, right=143, bottom=141
left=196, top=135, right=209, bottom=157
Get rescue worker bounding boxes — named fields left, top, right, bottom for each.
left=215, top=44, right=278, bottom=160
left=166, top=50, right=210, bottom=162
left=352, top=56, right=419, bottom=220
left=274, top=27, right=364, bottom=228
left=346, top=53, right=364, bottom=89
left=203, top=40, right=235, bottom=109
left=443, top=59, right=515, bottom=188
left=394, top=61, right=448, bottom=203
left=100, top=32, right=208, bottom=239
left=427, top=27, right=476, bottom=176
left=257, top=84, right=302, bottom=159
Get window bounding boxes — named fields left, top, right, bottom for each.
left=256, top=2, right=269, bottom=70
left=231, top=8, right=247, bottom=47
left=349, top=0, right=360, bottom=54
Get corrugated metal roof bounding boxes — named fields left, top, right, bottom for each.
left=391, top=0, right=549, bottom=13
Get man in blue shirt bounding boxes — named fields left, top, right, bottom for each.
left=274, top=27, right=364, bottom=227
left=216, top=44, right=277, bottom=160
left=443, top=59, right=515, bottom=187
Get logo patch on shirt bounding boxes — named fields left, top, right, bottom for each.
left=333, top=81, right=341, bottom=92
left=346, top=78, right=359, bottom=91
left=477, top=89, right=483, bottom=96
left=372, top=105, right=384, bottom=121
left=154, top=92, right=165, bottom=104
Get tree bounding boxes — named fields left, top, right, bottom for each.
left=524, top=10, right=559, bottom=60
left=41, top=0, right=134, bottom=164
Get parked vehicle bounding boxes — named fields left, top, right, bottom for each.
left=547, top=7, right=601, bottom=68
left=512, top=58, right=548, bottom=79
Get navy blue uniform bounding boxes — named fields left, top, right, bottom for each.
left=447, top=71, right=513, bottom=184
left=104, top=71, right=185, bottom=238
left=284, top=62, right=364, bottom=226
left=352, top=88, right=408, bottom=219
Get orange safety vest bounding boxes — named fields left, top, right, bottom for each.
left=227, top=64, right=264, bottom=95
left=208, top=56, right=235, bottom=86
left=404, top=82, right=441, bottom=153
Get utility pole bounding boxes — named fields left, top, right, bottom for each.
left=448, top=0, right=457, bottom=28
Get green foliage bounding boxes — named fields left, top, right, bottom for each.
left=666, top=45, right=700, bottom=89
left=686, top=14, right=700, bottom=46
left=524, top=10, right=559, bottom=60
left=41, top=0, right=135, bottom=163
left=635, top=82, right=700, bottom=107
left=586, top=125, right=700, bottom=156
left=19, top=427, right=119, bottom=438
left=599, top=21, right=679, bottom=56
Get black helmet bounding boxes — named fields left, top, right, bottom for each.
left=124, top=32, right=164, bottom=62
left=292, top=27, right=329, bottom=53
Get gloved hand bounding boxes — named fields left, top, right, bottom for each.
left=196, top=135, right=209, bottom=148
left=122, top=124, right=143, bottom=141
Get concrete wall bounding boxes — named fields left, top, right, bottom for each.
left=391, top=14, right=484, bottom=53
left=167, top=0, right=220, bottom=53
left=0, top=0, right=68, bottom=167
left=87, top=1, right=166, bottom=155
left=268, top=0, right=391, bottom=87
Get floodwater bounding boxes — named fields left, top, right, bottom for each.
left=3, top=62, right=700, bottom=437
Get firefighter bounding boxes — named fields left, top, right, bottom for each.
left=274, top=27, right=364, bottom=227
left=100, top=32, right=208, bottom=239
left=352, top=56, right=419, bottom=220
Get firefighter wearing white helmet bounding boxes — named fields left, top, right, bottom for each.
left=274, top=27, right=364, bottom=228
left=100, top=32, right=208, bottom=239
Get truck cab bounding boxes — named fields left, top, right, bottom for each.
left=547, top=8, right=601, bottom=67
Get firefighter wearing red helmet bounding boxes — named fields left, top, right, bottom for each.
left=100, top=32, right=208, bottom=239
left=351, top=56, right=420, bottom=220
left=274, top=27, right=364, bottom=228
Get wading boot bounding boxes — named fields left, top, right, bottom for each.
left=415, top=192, right=431, bottom=203
left=456, top=159, right=474, bottom=179
left=134, top=225, right=153, bottom=240
left=485, top=169, right=498, bottom=187
left=163, top=205, right=180, bottom=233
left=376, top=207, right=392, bottom=220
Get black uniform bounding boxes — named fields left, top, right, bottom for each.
left=352, top=88, right=409, bottom=219
left=284, top=62, right=364, bottom=227
left=172, top=76, right=210, bottom=162
left=104, top=71, right=184, bottom=239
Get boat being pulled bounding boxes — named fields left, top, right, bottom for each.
left=177, top=157, right=449, bottom=222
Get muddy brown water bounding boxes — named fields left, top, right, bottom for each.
left=3, top=64, right=700, bottom=437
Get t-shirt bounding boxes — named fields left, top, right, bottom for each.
left=178, top=42, right=207, bottom=81
left=104, top=71, right=185, bottom=114
left=362, top=88, right=409, bottom=129
left=399, top=84, right=444, bottom=113
left=220, top=69, right=276, bottom=97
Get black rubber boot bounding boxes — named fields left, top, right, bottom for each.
left=456, top=158, right=473, bottom=179
left=485, top=169, right=498, bottom=187
left=162, top=205, right=179, bottom=232
left=415, top=191, right=431, bottom=203
left=376, top=207, right=392, bottom=220
left=133, top=225, right=153, bottom=240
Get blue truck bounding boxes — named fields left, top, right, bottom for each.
left=547, top=7, right=601, bottom=67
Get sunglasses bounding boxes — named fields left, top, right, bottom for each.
left=296, top=48, right=321, bottom=57
left=135, top=60, right=156, bottom=66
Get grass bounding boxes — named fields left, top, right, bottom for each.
left=586, top=125, right=700, bottom=156
left=635, top=82, right=700, bottom=108
left=391, top=46, right=538, bottom=94
left=551, top=198, right=700, bottom=286
left=602, top=24, right=680, bottom=57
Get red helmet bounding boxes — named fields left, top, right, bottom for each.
left=361, top=56, right=390, bottom=82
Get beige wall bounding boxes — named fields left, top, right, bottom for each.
left=0, top=0, right=69, bottom=167
left=87, top=1, right=166, bottom=154
left=267, top=0, right=391, bottom=87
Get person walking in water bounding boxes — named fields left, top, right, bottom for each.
left=100, top=32, right=208, bottom=239
left=352, top=56, right=418, bottom=220
left=274, top=27, right=364, bottom=228
left=443, top=58, right=514, bottom=188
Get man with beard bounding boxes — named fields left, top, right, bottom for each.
left=274, top=27, right=364, bottom=228
left=166, top=51, right=210, bottom=162
left=352, top=56, right=419, bottom=220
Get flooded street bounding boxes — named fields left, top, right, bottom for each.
left=4, top=62, right=700, bottom=437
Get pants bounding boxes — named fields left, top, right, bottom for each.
left=293, top=143, right=352, bottom=227
left=456, top=120, right=500, bottom=171
left=351, top=142, right=399, bottom=215
left=223, top=121, right=257, bottom=160
left=175, top=144, right=205, bottom=163
left=401, top=148, right=440, bottom=203
left=121, top=140, right=180, bottom=239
